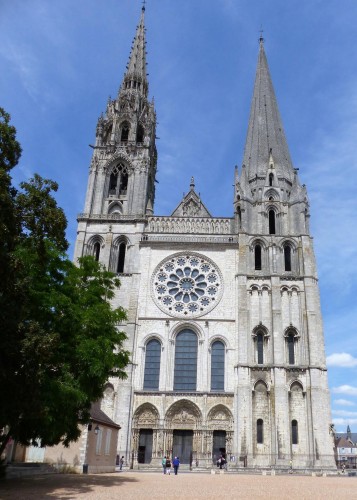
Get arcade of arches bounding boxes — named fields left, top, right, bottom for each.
left=132, top=400, right=233, bottom=467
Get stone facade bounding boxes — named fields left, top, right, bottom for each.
left=73, top=8, right=335, bottom=469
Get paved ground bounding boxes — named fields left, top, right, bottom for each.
left=1, top=472, right=356, bottom=500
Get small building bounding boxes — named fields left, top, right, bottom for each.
left=335, top=427, right=357, bottom=469
left=10, top=402, right=120, bottom=473
left=44, top=402, right=121, bottom=473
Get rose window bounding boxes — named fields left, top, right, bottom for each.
left=152, top=253, right=223, bottom=318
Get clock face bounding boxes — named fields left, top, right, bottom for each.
left=152, top=252, right=223, bottom=318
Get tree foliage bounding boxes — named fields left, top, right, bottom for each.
left=0, top=109, right=129, bottom=456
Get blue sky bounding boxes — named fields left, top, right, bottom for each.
left=1, top=0, right=357, bottom=432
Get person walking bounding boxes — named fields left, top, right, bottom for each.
left=119, top=456, right=124, bottom=471
left=166, top=457, right=172, bottom=475
left=162, top=456, right=167, bottom=474
left=173, top=456, right=180, bottom=475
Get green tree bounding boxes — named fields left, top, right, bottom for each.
left=0, top=109, right=129, bottom=457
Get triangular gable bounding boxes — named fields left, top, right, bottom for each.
left=171, top=180, right=211, bottom=217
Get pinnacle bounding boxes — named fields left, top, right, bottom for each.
left=121, top=7, right=148, bottom=97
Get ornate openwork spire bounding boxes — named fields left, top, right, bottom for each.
left=122, top=6, right=148, bottom=97
left=242, top=39, right=294, bottom=182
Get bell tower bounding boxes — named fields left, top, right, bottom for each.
left=83, top=5, right=157, bottom=218
left=234, top=37, right=335, bottom=469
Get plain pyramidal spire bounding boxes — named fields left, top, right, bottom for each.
left=122, top=5, right=148, bottom=97
left=242, top=36, right=294, bottom=182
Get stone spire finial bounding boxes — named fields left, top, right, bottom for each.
left=121, top=6, right=148, bottom=97
left=190, top=176, right=195, bottom=191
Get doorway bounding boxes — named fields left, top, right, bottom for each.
left=138, top=429, right=153, bottom=464
left=172, top=430, right=193, bottom=464
left=212, top=430, right=226, bottom=463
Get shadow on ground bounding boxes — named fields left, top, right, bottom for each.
left=0, top=473, right=137, bottom=499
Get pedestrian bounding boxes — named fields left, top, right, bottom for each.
left=166, top=456, right=172, bottom=475
left=289, top=459, right=293, bottom=473
left=173, top=456, right=180, bottom=475
left=119, top=456, right=124, bottom=471
left=162, top=456, right=167, bottom=474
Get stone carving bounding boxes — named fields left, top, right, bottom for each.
left=207, top=405, right=233, bottom=431
left=148, top=217, right=232, bottom=235
left=183, top=199, right=200, bottom=217
left=133, top=403, right=159, bottom=429
left=165, top=400, right=202, bottom=429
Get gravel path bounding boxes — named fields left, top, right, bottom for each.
left=1, top=472, right=356, bottom=500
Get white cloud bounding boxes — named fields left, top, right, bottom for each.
left=327, top=353, right=357, bottom=368
left=334, top=399, right=355, bottom=407
left=332, top=385, right=357, bottom=396
left=332, top=410, right=357, bottom=417
left=332, top=418, right=357, bottom=428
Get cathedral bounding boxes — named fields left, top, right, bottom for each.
left=74, top=6, right=335, bottom=469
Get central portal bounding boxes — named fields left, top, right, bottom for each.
left=172, top=430, right=193, bottom=464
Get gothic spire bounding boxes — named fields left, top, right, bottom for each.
left=122, top=6, right=148, bottom=97
left=242, top=38, right=294, bottom=182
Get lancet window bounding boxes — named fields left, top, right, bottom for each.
left=173, top=329, right=197, bottom=391
left=120, top=122, right=130, bottom=142
left=117, top=242, right=126, bottom=273
left=257, top=419, right=264, bottom=444
left=143, top=339, right=161, bottom=390
left=268, top=209, right=276, bottom=234
left=211, top=341, right=225, bottom=391
left=93, top=241, right=101, bottom=262
left=255, top=244, right=262, bottom=270
left=136, top=124, right=144, bottom=143
left=284, top=245, right=292, bottom=272
left=286, top=332, right=296, bottom=365
left=256, top=333, right=264, bottom=364
left=108, top=163, right=128, bottom=197
left=291, top=420, right=298, bottom=444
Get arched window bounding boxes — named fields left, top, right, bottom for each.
left=257, top=333, right=264, bottom=364
left=287, top=334, right=295, bottom=365
left=119, top=170, right=128, bottom=194
left=284, top=245, right=292, bottom=272
left=211, top=341, right=225, bottom=391
left=255, top=244, right=262, bottom=270
left=93, top=241, right=100, bottom=262
left=136, top=124, right=144, bottom=143
left=174, top=329, right=197, bottom=391
left=108, top=163, right=128, bottom=197
left=291, top=420, right=298, bottom=444
left=237, top=207, right=242, bottom=229
left=117, top=242, right=126, bottom=273
left=269, top=210, right=276, bottom=234
left=269, top=173, right=273, bottom=186
left=143, top=339, right=161, bottom=390
left=104, top=125, right=112, bottom=144
left=121, top=123, right=129, bottom=142
left=257, top=419, right=264, bottom=444
left=109, top=171, right=118, bottom=195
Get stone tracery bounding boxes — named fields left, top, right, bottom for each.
left=152, top=253, right=223, bottom=318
